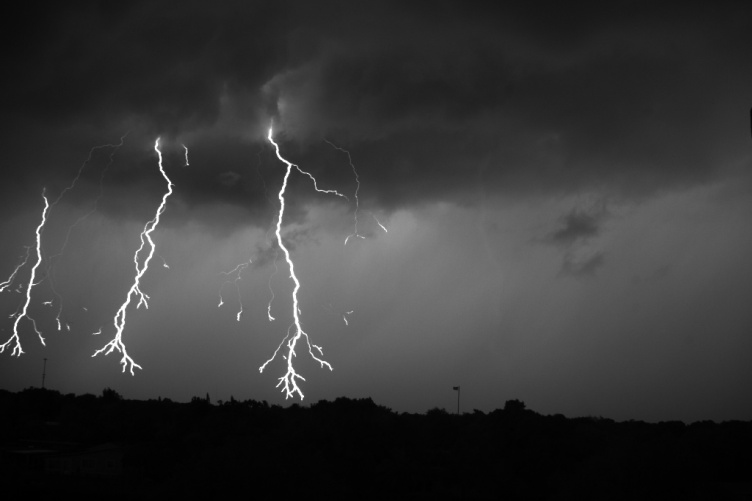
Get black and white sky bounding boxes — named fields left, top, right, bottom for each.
left=1, top=1, right=751, bottom=422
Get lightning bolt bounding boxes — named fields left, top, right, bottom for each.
left=259, top=126, right=334, bottom=399
left=182, top=144, right=190, bottom=167
left=0, top=192, right=50, bottom=356
left=92, top=138, right=173, bottom=374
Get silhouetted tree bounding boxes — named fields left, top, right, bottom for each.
left=426, top=407, right=449, bottom=418
left=504, top=399, right=526, bottom=413
left=101, top=387, right=123, bottom=402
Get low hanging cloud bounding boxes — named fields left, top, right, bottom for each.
left=542, top=204, right=610, bottom=277
left=548, top=210, right=603, bottom=247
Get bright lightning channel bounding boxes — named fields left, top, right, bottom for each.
left=259, top=126, right=335, bottom=399
left=92, top=138, right=173, bottom=374
left=0, top=192, right=50, bottom=356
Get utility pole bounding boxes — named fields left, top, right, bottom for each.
left=42, top=358, right=47, bottom=389
left=453, top=386, right=460, bottom=415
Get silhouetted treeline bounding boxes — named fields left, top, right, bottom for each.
left=1, top=388, right=750, bottom=500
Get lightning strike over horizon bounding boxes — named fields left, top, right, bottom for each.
left=92, top=138, right=174, bottom=375
left=0, top=193, right=50, bottom=357
left=259, top=126, right=334, bottom=399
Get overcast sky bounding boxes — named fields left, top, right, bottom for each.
left=1, top=1, right=751, bottom=422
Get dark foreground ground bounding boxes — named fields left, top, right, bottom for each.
left=1, top=388, right=751, bottom=500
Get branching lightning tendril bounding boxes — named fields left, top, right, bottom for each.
left=259, top=127, right=334, bottom=399
left=92, top=138, right=173, bottom=374
left=0, top=247, right=31, bottom=293
left=218, top=260, right=251, bottom=321
left=0, top=193, right=50, bottom=356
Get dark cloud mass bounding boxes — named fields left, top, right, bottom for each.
left=548, top=210, right=603, bottom=246
left=1, top=1, right=752, bottom=421
left=1, top=0, right=750, bottom=212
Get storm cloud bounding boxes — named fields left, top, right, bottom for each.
left=1, top=1, right=751, bottom=422
left=2, top=1, right=750, bottom=213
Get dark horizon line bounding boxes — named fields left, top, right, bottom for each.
left=3, top=385, right=748, bottom=426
